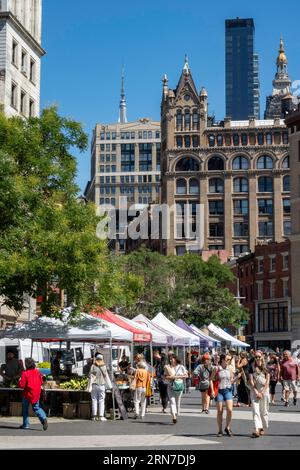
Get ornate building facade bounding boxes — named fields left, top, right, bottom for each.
left=161, top=58, right=290, bottom=257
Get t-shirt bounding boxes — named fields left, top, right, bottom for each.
left=119, top=360, right=129, bottom=371
left=217, top=366, right=232, bottom=390
left=0, top=359, right=23, bottom=382
left=135, top=369, right=148, bottom=389
left=281, top=359, right=299, bottom=381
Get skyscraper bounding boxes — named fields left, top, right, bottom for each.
left=226, top=18, right=260, bottom=120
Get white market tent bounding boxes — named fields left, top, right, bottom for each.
left=134, top=314, right=173, bottom=345
left=189, top=324, right=221, bottom=348
left=0, top=313, right=133, bottom=343
left=117, top=315, right=168, bottom=346
left=152, top=312, right=200, bottom=347
left=207, top=323, right=250, bottom=348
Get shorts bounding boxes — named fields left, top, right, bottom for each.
left=216, top=388, right=233, bottom=403
left=283, top=380, right=298, bottom=393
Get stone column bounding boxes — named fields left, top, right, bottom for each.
left=166, top=177, right=175, bottom=255
left=224, top=174, right=233, bottom=254
left=248, top=173, right=257, bottom=252
left=199, top=174, right=209, bottom=250
left=274, top=173, right=283, bottom=242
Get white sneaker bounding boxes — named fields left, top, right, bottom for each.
left=99, top=417, right=107, bottom=422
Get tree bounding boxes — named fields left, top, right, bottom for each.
left=0, top=108, right=140, bottom=316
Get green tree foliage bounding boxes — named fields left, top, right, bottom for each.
left=122, top=249, right=249, bottom=328
left=0, top=108, right=139, bottom=316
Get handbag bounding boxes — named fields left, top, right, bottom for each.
left=172, top=366, right=184, bottom=393
left=86, top=374, right=96, bottom=393
left=129, top=376, right=137, bottom=391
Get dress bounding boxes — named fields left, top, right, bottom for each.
left=237, top=366, right=250, bottom=405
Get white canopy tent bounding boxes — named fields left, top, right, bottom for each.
left=152, top=313, right=199, bottom=347
left=117, top=315, right=168, bottom=346
left=134, top=314, right=173, bottom=345
left=189, top=324, right=221, bottom=348
left=207, top=323, right=250, bottom=348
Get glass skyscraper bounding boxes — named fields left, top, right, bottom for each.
left=226, top=18, right=260, bottom=120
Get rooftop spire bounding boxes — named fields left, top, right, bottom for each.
left=118, top=66, right=127, bottom=124
left=183, top=54, right=189, bottom=74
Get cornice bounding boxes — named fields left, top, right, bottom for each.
left=0, top=12, right=45, bottom=56
left=165, top=145, right=289, bottom=154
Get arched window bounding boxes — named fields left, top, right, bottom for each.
left=232, top=156, right=249, bottom=170
left=192, top=110, right=199, bottom=130
left=233, top=178, right=249, bottom=193
left=209, top=135, right=215, bottom=147
left=209, top=178, right=224, bottom=194
left=176, top=110, right=182, bottom=130
left=258, top=176, right=274, bottom=193
left=208, top=156, right=224, bottom=171
left=257, top=155, right=274, bottom=170
left=217, top=135, right=223, bottom=146
left=175, top=157, right=200, bottom=172
left=283, top=175, right=290, bottom=192
left=282, top=156, right=290, bottom=169
left=176, top=179, right=187, bottom=195
left=184, top=110, right=191, bottom=130
left=189, top=179, right=199, bottom=195
left=266, top=133, right=273, bottom=145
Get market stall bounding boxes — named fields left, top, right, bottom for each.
left=207, top=323, right=250, bottom=348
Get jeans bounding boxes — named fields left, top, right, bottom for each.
left=216, top=388, right=233, bottom=403
left=22, top=398, right=46, bottom=428
left=91, top=384, right=106, bottom=417
left=134, top=387, right=146, bottom=417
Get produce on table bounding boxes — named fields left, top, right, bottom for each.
left=60, top=377, right=88, bottom=390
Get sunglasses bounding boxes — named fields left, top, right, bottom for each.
left=255, top=356, right=262, bottom=359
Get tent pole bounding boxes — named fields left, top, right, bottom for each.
left=188, top=345, right=191, bottom=393
left=30, top=339, right=34, bottom=358
left=110, top=338, right=115, bottom=421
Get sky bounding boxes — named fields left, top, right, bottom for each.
left=41, top=0, right=300, bottom=192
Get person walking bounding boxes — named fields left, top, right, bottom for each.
left=267, top=355, right=280, bottom=404
left=164, top=356, right=188, bottom=424
left=236, top=352, right=251, bottom=407
left=194, top=354, right=214, bottom=414
left=280, top=350, right=300, bottom=407
left=155, top=353, right=169, bottom=414
left=133, top=361, right=148, bottom=419
left=248, top=352, right=270, bottom=438
left=19, top=358, right=48, bottom=431
left=211, top=354, right=234, bottom=437
left=89, top=353, right=112, bottom=421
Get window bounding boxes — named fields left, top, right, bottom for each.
left=189, top=179, right=199, bottom=195
left=269, top=257, right=276, bottom=272
left=29, top=99, right=35, bottom=117
left=234, top=222, right=249, bottom=237
left=257, top=133, right=264, bottom=145
left=209, top=135, right=216, bottom=147
left=184, top=135, right=191, bottom=148
left=209, top=178, right=224, bottom=194
left=156, top=143, right=161, bottom=171
left=257, top=282, right=263, bottom=300
left=257, top=156, right=273, bottom=169
left=139, top=143, right=152, bottom=171
left=176, top=246, right=187, bottom=256
left=208, top=156, right=224, bottom=170
left=269, top=281, right=276, bottom=299
left=106, top=133, right=111, bottom=141
left=176, top=136, right=183, bottom=148
left=283, top=254, right=289, bottom=270
left=258, top=303, right=288, bottom=333
left=100, top=133, right=105, bottom=140
left=192, top=112, right=199, bottom=130
left=192, top=135, right=199, bottom=148
left=121, top=144, right=135, bottom=172
left=233, top=178, right=248, bottom=193
left=258, top=199, right=273, bottom=215
left=184, top=111, right=191, bottom=130
left=176, top=111, right=182, bottom=130
left=155, top=131, right=160, bottom=139
left=176, top=157, right=199, bottom=172
left=30, top=59, right=36, bottom=83
left=209, top=200, right=224, bottom=215
left=283, top=199, right=291, bottom=214
left=233, top=199, right=248, bottom=215
left=283, top=176, right=290, bottom=192
left=282, top=156, right=289, bottom=169
left=11, top=82, right=17, bottom=108
left=209, top=223, right=224, bottom=237
left=258, top=177, right=273, bottom=193
left=209, top=245, right=225, bottom=251
left=148, top=131, right=152, bottom=139
left=217, top=135, right=223, bottom=146
left=16, top=89, right=26, bottom=115
left=266, top=133, right=273, bottom=145
left=12, top=40, right=18, bottom=66
left=176, top=179, right=187, bottom=195
left=112, top=132, right=116, bottom=140
left=283, top=221, right=291, bottom=236
left=233, top=134, right=240, bottom=146
left=21, top=50, right=27, bottom=73
left=232, top=156, right=249, bottom=170
left=282, top=133, right=289, bottom=144
left=241, top=134, right=248, bottom=145
left=282, top=279, right=289, bottom=297
left=234, top=245, right=249, bottom=257
left=259, top=221, right=274, bottom=237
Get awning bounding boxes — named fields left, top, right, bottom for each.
left=207, top=323, right=250, bottom=348
left=92, top=309, right=152, bottom=343
left=0, top=314, right=113, bottom=343
left=176, top=320, right=220, bottom=348
left=118, top=315, right=168, bottom=346
left=152, top=312, right=199, bottom=347
left=134, top=314, right=173, bottom=345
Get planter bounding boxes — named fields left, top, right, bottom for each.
left=62, top=403, right=77, bottom=419
left=77, top=402, right=91, bottom=420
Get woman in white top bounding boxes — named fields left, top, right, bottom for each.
left=248, top=351, right=270, bottom=438
left=164, top=356, right=188, bottom=424
left=211, top=354, right=234, bottom=437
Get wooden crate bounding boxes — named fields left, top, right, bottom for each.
left=9, top=402, right=35, bottom=417
left=77, top=402, right=91, bottom=420
left=62, top=403, right=77, bottom=419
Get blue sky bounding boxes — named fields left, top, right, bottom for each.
left=41, top=0, right=300, bottom=192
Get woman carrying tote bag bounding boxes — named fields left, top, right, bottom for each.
left=164, top=356, right=188, bottom=424
left=89, top=353, right=112, bottom=421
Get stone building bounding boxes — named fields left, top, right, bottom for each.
left=286, top=107, right=300, bottom=349
left=160, top=57, right=290, bottom=257
left=265, top=37, right=299, bottom=119
left=0, top=0, right=44, bottom=118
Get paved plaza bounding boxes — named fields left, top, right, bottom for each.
left=0, top=390, right=299, bottom=450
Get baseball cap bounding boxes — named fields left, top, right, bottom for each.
left=95, top=353, right=104, bottom=360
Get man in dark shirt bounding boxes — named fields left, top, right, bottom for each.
left=50, top=351, right=63, bottom=379
left=0, top=351, right=23, bottom=386
left=118, top=355, right=130, bottom=373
